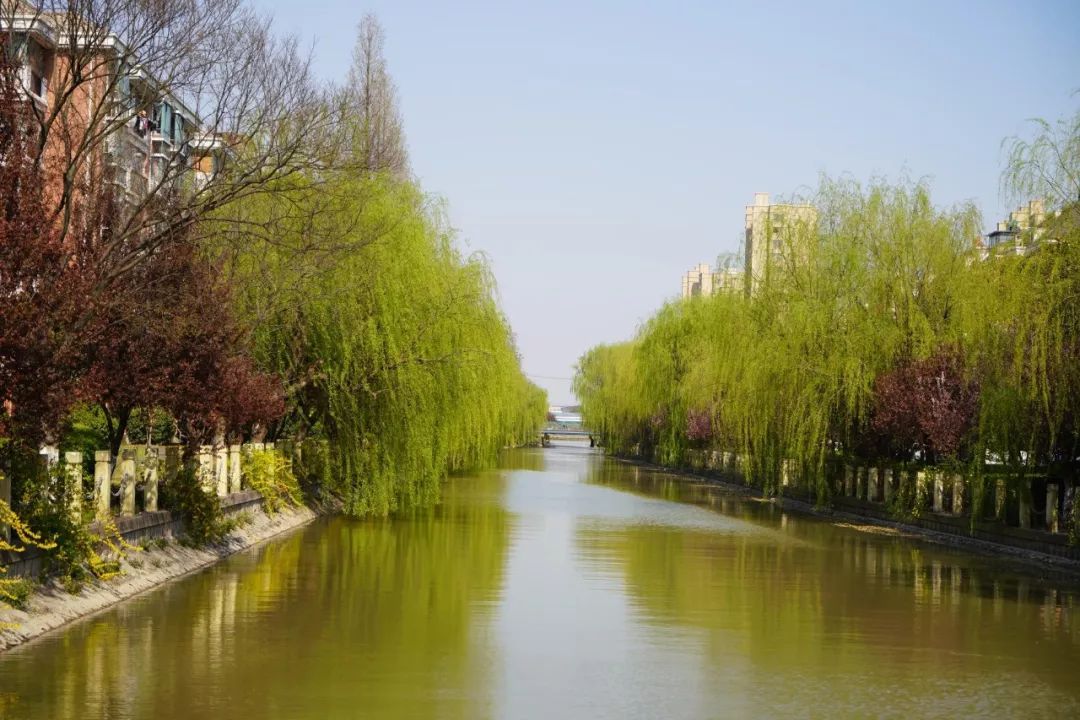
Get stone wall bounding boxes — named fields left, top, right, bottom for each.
left=1, top=490, right=266, bottom=578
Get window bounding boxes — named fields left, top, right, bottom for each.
left=29, top=70, right=46, bottom=98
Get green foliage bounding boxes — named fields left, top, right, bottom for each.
left=297, top=439, right=333, bottom=488
left=205, top=22, right=552, bottom=515
left=575, top=171, right=1080, bottom=522
left=1001, top=108, right=1080, bottom=215
left=217, top=170, right=546, bottom=517
left=243, top=449, right=302, bottom=515
left=1, top=489, right=53, bottom=610
left=0, top=574, right=32, bottom=610
left=164, top=464, right=240, bottom=546
left=3, top=454, right=88, bottom=584
left=0, top=451, right=140, bottom=596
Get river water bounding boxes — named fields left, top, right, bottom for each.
left=2, top=443, right=1078, bottom=719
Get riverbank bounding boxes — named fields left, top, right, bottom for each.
left=611, top=454, right=1080, bottom=578
left=0, top=502, right=316, bottom=653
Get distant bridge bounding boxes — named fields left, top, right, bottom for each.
left=541, top=429, right=593, bottom=438
left=539, top=427, right=598, bottom=446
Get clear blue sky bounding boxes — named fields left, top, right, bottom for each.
left=262, top=0, right=1079, bottom=405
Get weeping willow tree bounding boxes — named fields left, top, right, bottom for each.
left=953, top=107, right=1080, bottom=523
left=218, top=173, right=544, bottom=515
left=211, top=20, right=545, bottom=516
left=577, top=175, right=982, bottom=500
left=578, top=114, right=1080, bottom=528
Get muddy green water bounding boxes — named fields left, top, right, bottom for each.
left=2, top=443, right=1078, bottom=719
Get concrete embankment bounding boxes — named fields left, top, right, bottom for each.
left=0, top=500, right=316, bottom=653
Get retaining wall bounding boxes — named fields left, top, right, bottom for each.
left=0, top=490, right=264, bottom=579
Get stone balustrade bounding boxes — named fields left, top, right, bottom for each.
left=621, top=445, right=1074, bottom=546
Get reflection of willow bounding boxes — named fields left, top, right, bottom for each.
left=579, top=458, right=1080, bottom=699
left=585, top=458, right=783, bottom=527
left=0, top=528, right=311, bottom=720
left=494, top=447, right=546, bottom=473
left=1, top=478, right=514, bottom=720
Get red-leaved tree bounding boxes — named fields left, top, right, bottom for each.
left=0, top=58, right=107, bottom=444
left=869, top=348, right=980, bottom=462
left=2, top=58, right=283, bottom=454
left=81, top=236, right=284, bottom=455
left=686, top=407, right=714, bottom=445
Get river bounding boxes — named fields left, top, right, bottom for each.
left=1, top=442, right=1078, bottom=719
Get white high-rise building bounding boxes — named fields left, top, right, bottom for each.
left=681, top=263, right=742, bottom=299
left=743, top=192, right=817, bottom=295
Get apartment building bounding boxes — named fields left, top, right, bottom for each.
left=2, top=4, right=203, bottom=210
left=680, top=263, right=743, bottom=299
left=743, top=192, right=817, bottom=295
left=982, top=199, right=1049, bottom=258
left=106, top=74, right=200, bottom=205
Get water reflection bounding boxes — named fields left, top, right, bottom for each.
left=0, top=444, right=1077, bottom=719
left=578, top=455, right=1080, bottom=715
left=0, top=476, right=514, bottom=720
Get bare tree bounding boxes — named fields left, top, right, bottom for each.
left=0, top=0, right=333, bottom=285
left=343, top=13, right=408, bottom=177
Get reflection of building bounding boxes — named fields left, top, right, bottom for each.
left=680, top=263, right=743, bottom=299
left=983, top=199, right=1048, bottom=257
left=744, top=192, right=817, bottom=295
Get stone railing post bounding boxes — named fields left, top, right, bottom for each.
left=120, top=448, right=137, bottom=516
left=198, top=446, right=214, bottom=493
left=1046, top=483, right=1059, bottom=533
left=844, top=465, right=854, bottom=497
left=857, top=466, right=868, bottom=501
left=64, top=451, right=83, bottom=520
left=214, top=443, right=228, bottom=497
left=951, top=474, right=965, bottom=516
left=144, top=448, right=160, bottom=513
left=1018, top=481, right=1031, bottom=529
left=94, top=450, right=112, bottom=518
left=916, top=470, right=929, bottom=510
left=39, top=445, right=59, bottom=466
left=229, top=445, right=242, bottom=495
left=883, top=468, right=893, bottom=504
left=994, top=478, right=1006, bottom=521
left=932, top=471, right=945, bottom=513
